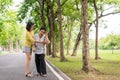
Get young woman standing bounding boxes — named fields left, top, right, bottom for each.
left=23, top=22, right=39, bottom=77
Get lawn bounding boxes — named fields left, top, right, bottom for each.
left=47, top=50, right=120, bottom=80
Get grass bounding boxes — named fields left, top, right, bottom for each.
left=47, top=50, right=120, bottom=80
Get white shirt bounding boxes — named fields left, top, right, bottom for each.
left=34, top=34, right=46, bottom=54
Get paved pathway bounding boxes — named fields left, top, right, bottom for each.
left=0, top=53, right=60, bottom=80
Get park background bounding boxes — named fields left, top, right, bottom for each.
left=0, top=0, right=120, bottom=80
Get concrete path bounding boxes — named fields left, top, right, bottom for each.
left=0, top=53, right=71, bottom=80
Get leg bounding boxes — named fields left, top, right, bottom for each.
left=25, top=52, right=32, bottom=76
left=40, top=54, right=47, bottom=75
left=35, top=54, right=41, bottom=74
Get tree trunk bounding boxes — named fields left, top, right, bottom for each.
left=93, top=0, right=100, bottom=60
left=8, top=37, right=13, bottom=52
left=57, top=0, right=66, bottom=61
left=51, top=30, right=56, bottom=57
left=66, top=24, right=72, bottom=55
left=46, top=0, right=56, bottom=57
left=47, top=32, right=51, bottom=55
left=46, top=2, right=51, bottom=55
left=50, top=1, right=57, bottom=58
left=81, top=0, right=93, bottom=72
left=16, top=39, right=20, bottom=52
left=71, top=26, right=82, bottom=56
left=71, top=22, right=94, bottom=56
left=37, top=0, right=46, bottom=27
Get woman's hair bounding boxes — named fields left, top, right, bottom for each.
left=26, top=22, right=34, bottom=31
left=40, top=27, right=47, bottom=31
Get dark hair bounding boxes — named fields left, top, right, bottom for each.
left=39, top=27, right=46, bottom=31
left=26, top=22, right=34, bottom=31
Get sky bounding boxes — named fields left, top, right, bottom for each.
left=11, top=0, right=120, bottom=40
left=90, top=14, right=120, bottom=39
left=10, top=0, right=23, bottom=10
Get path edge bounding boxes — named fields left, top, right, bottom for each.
left=46, top=59, right=72, bottom=80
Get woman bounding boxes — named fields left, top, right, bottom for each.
left=23, top=22, right=39, bottom=77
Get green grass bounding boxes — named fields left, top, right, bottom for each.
left=47, top=50, right=120, bottom=80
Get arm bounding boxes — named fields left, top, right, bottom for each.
left=43, top=34, right=50, bottom=44
left=27, top=32, right=42, bottom=43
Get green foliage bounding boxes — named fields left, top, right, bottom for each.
left=62, top=0, right=81, bottom=20
left=0, top=9, right=25, bottom=48
left=1, top=0, right=120, bottom=51
left=18, top=0, right=44, bottom=31
left=101, top=0, right=120, bottom=5
left=0, top=29, right=9, bottom=46
left=17, top=0, right=120, bottom=51
left=99, top=34, right=120, bottom=49
left=0, top=0, right=13, bottom=13
left=17, top=0, right=36, bottom=21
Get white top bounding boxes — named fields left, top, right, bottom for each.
left=34, top=34, right=46, bottom=54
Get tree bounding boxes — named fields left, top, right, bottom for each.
left=93, top=0, right=100, bottom=60
left=57, top=0, right=66, bottom=61
left=0, top=9, right=25, bottom=52
left=0, top=0, right=12, bottom=13
left=81, top=0, right=94, bottom=72
left=61, top=0, right=81, bottom=56
left=37, top=0, right=46, bottom=27
left=99, top=34, right=120, bottom=50
left=72, top=0, right=120, bottom=56
left=46, top=0, right=57, bottom=57
left=18, top=0, right=58, bottom=57
left=66, top=18, right=73, bottom=55
left=92, top=0, right=120, bottom=59
left=71, top=27, right=82, bottom=56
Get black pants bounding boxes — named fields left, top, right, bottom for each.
left=35, top=54, right=46, bottom=74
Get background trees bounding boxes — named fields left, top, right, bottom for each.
left=99, top=34, right=120, bottom=50
left=0, top=11, right=25, bottom=52
left=0, top=0, right=120, bottom=73
left=0, top=1, right=25, bottom=52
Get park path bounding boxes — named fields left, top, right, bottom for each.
left=0, top=53, right=70, bottom=80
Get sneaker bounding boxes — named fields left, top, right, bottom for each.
left=42, top=74, right=47, bottom=77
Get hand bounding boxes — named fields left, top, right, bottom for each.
left=35, top=41, right=42, bottom=43
left=32, top=46, right=36, bottom=52
left=32, top=48, right=36, bottom=52
left=35, top=40, right=46, bottom=44
left=44, top=31, right=48, bottom=36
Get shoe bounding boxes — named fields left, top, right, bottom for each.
left=25, top=72, right=32, bottom=77
left=42, top=74, right=47, bottom=77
